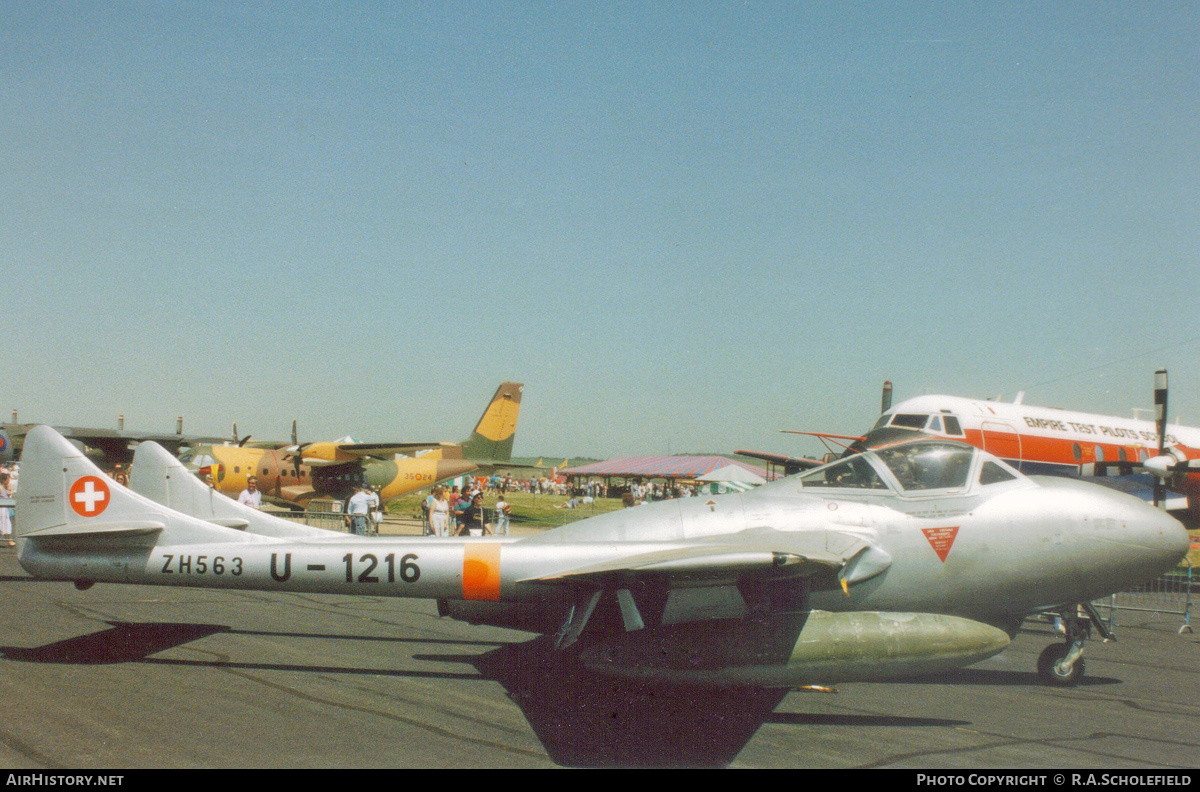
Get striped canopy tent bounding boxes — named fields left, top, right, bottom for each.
left=562, top=455, right=774, bottom=483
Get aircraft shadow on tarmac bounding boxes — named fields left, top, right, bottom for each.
left=0, top=620, right=1100, bottom=768
left=0, top=621, right=490, bottom=681
left=428, top=635, right=792, bottom=767
left=893, top=667, right=1120, bottom=687
left=1, top=620, right=785, bottom=766
left=0, top=621, right=231, bottom=665
left=420, top=636, right=981, bottom=768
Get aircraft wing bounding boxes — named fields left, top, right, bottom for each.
left=50, top=429, right=131, bottom=463
left=779, top=430, right=868, bottom=457
left=781, top=430, right=866, bottom=442
left=284, top=441, right=459, bottom=464
left=519, top=543, right=846, bottom=583
left=298, top=458, right=362, bottom=470
left=45, top=427, right=229, bottom=466
left=514, top=530, right=890, bottom=650
left=1071, top=465, right=1192, bottom=512
left=333, top=442, right=457, bottom=459
left=466, top=458, right=546, bottom=474
left=734, top=449, right=823, bottom=474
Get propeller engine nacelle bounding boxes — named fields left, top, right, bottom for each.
left=1144, top=447, right=1188, bottom=481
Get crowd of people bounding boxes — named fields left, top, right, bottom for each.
left=413, top=475, right=705, bottom=535
left=421, top=484, right=511, bottom=537
left=623, top=480, right=698, bottom=503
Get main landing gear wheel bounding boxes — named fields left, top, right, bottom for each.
left=1037, top=643, right=1085, bottom=687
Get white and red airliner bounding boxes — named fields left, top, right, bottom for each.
left=815, top=374, right=1200, bottom=521
left=733, top=373, right=1200, bottom=524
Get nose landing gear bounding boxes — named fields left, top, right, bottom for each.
left=1037, top=602, right=1113, bottom=687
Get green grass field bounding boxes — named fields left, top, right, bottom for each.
left=387, top=489, right=626, bottom=528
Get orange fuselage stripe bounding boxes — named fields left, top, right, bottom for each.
left=462, top=543, right=502, bottom=601
left=963, top=428, right=1150, bottom=467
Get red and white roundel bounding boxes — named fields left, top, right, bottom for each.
left=69, top=476, right=111, bottom=517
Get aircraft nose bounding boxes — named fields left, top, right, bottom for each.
left=1114, top=495, right=1191, bottom=582
left=1058, top=482, right=1192, bottom=599
left=1149, top=506, right=1191, bottom=568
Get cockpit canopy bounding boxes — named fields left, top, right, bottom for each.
left=798, top=439, right=1019, bottom=495
left=178, top=449, right=216, bottom=469
left=873, top=411, right=964, bottom=436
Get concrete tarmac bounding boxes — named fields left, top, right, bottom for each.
left=0, top=546, right=1196, bottom=769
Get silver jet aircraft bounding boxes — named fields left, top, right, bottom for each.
left=14, top=425, right=1189, bottom=688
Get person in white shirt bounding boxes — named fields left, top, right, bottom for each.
left=0, top=471, right=13, bottom=546
left=344, top=485, right=372, bottom=536
left=428, top=487, right=450, bottom=537
left=238, top=477, right=262, bottom=509
left=494, top=495, right=511, bottom=536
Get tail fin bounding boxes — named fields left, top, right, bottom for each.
left=15, top=426, right=271, bottom=552
left=130, top=440, right=340, bottom=540
left=458, top=382, right=523, bottom=462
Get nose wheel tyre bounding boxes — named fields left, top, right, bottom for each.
left=1037, top=643, right=1084, bottom=687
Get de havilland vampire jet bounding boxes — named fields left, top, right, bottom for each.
left=177, top=382, right=525, bottom=507
left=14, top=424, right=1188, bottom=689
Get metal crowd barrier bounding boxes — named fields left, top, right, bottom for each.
left=1093, top=559, right=1193, bottom=635
left=266, top=498, right=349, bottom=533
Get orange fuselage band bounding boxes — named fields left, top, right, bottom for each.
left=462, top=543, right=502, bottom=601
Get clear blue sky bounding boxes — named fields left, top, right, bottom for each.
left=2, top=2, right=1197, bottom=459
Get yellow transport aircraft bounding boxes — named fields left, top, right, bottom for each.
left=178, top=382, right=524, bottom=507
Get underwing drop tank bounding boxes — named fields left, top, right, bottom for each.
left=579, top=610, right=1011, bottom=688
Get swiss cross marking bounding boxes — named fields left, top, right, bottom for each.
left=69, top=476, right=111, bottom=517
left=921, top=526, right=959, bottom=562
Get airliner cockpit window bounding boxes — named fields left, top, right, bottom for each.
left=928, top=416, right=943, bottom=432
left=890, top=414, right=929, bottom=430
left=800, top=456, right=888, bottom=490
left=943, top=415, right=963, bottom=436
left=876, top=442, right=974, bottom=491
left=873, top=414, right=891, bottom=429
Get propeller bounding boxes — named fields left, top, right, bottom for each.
left=1091, top=368, right=1200, bottom=508
left=290, top=419, right=303, bottom=478
left=1154, top=369, right=1168, bottom=509
left=232, top=422, right=252, bottom=447
left=1142, top=369, right=1200, bottom=508
left=881, top=381, right=893, bottom=414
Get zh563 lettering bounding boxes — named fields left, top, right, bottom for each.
left=160, top=555, right=243, bottom=576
